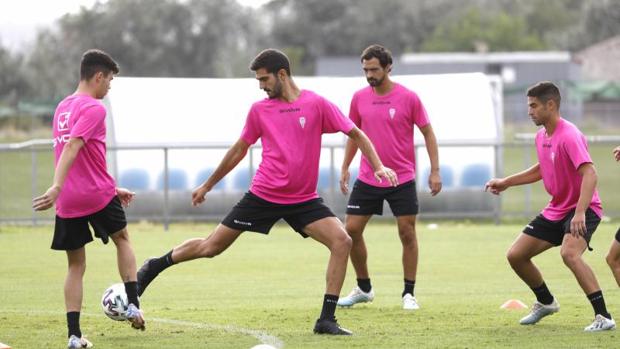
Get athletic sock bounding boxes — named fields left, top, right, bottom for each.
left=357, top=278, right=372, bottom=293
left=319, top=294, right=339, bottom=321
left=531, top=282, right=554, bottom=305
left=124, top=281, right=140, bottom=308
left=151, top=250, right=175, bottom=274
left=402, top=279, right=415, bottom=297
left=587, top=290, right=612, bottom=319
left=67, top=311, right=81, bottom=338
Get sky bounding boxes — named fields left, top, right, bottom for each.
left=0, top=0, right=269, bottom=52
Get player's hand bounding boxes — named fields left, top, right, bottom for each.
left=428, top=171, right=442, bottom=196
left=116, top=188, right=135, bottom=207
left=613, top=146, right=620, bottom=162
left=484, top=178, right=508, bottom=195
left=569, top=210, right=587, bottom=238
left=374, top=166, right=398, bottom=187
left=340, top=168, right=350, bottom=195
left=191, top=185, right=209, bottom=207
left=32, top=185, right=61, bottom=211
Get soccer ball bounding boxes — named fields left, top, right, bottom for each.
left=101, top=283, right=129, bottom=321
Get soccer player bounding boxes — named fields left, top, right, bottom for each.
left=337, top=45, right=441, bottom=310
left=135, top=48, right=398, bottom=335
left=605, top=146, right=620, bottom=286
left=32, top=49, right=145, bottom=348
left=485, top=81, right=615, bottom=331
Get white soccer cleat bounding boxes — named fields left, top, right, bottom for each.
left=519, top=299, right=559, bottom=325
left=337, top=286, right=374, bottom=307
left=584, top=314, right=616, bottom=332
left=402, top=293, right=420, bottom=310
left=67, top=335, right=93, bottom=348
left=126, top=303, right=146, bottom=331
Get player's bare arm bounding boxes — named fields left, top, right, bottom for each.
left=339, top=138, right=359, bottom=195
left=419, top=124, right=441, bottom=196
left=570, top=163, right=597, bottom=238
left=485, top=163, right=541, bottom=195
left=32, top=137, right=85, bottom=211
left=192, top=138, right=250, bottom=206
left=347, top=127, right=398, bottom=187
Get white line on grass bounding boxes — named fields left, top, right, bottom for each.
left=0, top=310, right=284, bottom=348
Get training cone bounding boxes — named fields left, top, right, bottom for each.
left=0, top=342, right=11, bottom=349
left=500, top=299, right=527, bottom=310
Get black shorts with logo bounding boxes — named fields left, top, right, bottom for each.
left=523, top=208, right=600, bottom=248
left=346, top=179, right=418, bottom=216
left=52, top=196, right=127, bottom=251
left=221, top=191, right=336, bottom=238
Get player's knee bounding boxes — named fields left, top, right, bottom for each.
left=398, top=229, right=416, bottom=246
left=606, top=252, right=619, bottom=268
left=68, top=261, right=86, bottom=275
left=332, top=233, right=352, bottom=254
left=506, top=248, right=524, bottom=266
left=560, top=249, right=580, bottom=267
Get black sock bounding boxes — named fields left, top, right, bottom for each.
left=151, top=250, right=175, bottom=274
left=67, top=311, right=81, bottom=338
left=357, top=278, right=372, bottom=293
left=319, top=294, right=339, bottom=321
left=124, top=281, right=140, bottom=308
left=402, top=279, right=415, bottom=297
left=588, top=290, right=612, bottom=319
left=531, top=282, right=554, bottom=305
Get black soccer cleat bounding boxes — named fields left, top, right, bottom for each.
left=136, top=258, right=159, bottom=297
left=313, top=318, right=353, bottom=335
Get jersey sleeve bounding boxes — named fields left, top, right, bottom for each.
left=348, top=93, right=362, bottom=128
left=320, top=96, right=355, bottom=134
left=240, top=105, right=261, bottom=145
left=410, top=92, right=430, bottom=128
left=563, top=132, right=593, bottom=170
left=70, top=104, right=106, bottom=142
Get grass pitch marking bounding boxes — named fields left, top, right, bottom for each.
left=0, top=310, right=284, bottom=348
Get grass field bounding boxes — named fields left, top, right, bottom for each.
left=1, top=221, right=619, bottom=348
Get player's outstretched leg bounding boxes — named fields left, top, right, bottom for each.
left=137, top=225, right=242, bottom=296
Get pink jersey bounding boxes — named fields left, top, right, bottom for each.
left=349, top=83, right=430, bottom=187
left=535, top=118, right=602, bottom=221
left=240, top=90, right=355, bottom=204
left=52, top=94, right=116, bottom=218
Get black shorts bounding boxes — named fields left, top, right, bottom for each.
left=221, top=191, right=336, bottom=238
left=346, top=179, right=418, bottom=216
left=52, top=196, right=127, bottom=251
left=523, top=208, right=600, bottom=248
left=615, top=227, right=620, bottom=243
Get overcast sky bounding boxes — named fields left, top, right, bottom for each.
left=0, top=0, right=268, bottom=52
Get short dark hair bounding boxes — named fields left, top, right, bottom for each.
left=80, top=49, right=119, bottom=81
left=361, top=44, right=393, bottom=68
left=527, top=81, right=561, bottom=109
left=249, top=49, right=291, bottom=76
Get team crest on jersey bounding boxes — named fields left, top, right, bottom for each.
left=551, top=151, right=555, bottom=163
left=388, top=108, right=396, bottom=119
left=299, top=117, right=306, bottom=128
left=57, top=112, right=71, bottom=131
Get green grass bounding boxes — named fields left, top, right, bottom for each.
left=1, top=222, right=619, bottom=348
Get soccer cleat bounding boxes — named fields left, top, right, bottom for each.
left=313, top=318, right=353, bottom=335
left=136, top=258, right=159, bottom=297
left=584, top=314, right=616, bottom=332
left=337, top=286, right=374, bottom=307
left=67, top=335, right=93, bottom=348
left=402, top=293, right=420, bottom=310
left=519, top=298, right=559, bottom=325
left=126, top=303, right=146, bottom=331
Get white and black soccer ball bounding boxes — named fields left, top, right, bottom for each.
left=101, top=283, right=129, bottom=321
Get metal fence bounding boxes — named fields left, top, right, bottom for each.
left=1, top=138, right=619, bottom=228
